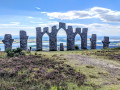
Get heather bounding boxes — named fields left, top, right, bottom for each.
left=0, top=49, right=120, bottom=90
left=0, top=54, right=86, bottom=90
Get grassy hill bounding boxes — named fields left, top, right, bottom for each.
left=0, top=48, right=120, bottom=90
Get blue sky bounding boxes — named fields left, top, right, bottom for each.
left=0, top=0, right=120, bottom=36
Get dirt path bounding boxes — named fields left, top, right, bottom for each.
left=65, top=55, right=120, bottom=85
left=66, top=55, right=120, bottom=70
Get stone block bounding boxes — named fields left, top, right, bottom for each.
left=102, top=36, right=110, bottom=48
left=60, top=43, right=64, bottom=51
left=90, top=34, right=97, bottom=49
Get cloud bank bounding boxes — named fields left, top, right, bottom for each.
left=42, top=7, right=120, bottom=23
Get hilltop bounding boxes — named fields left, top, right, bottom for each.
left=0, top=48, right=120, bottom=89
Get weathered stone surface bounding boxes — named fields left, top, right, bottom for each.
left=75, top=28, right=81, bottom=34
left=50, top=26, right=57, bottom=51
left=81, top=28, right=88, bottom=49
left=67, top=26, right=75, bottom=50
left=59, top=22, right=66, bottom=30
left=2, top=34, right=14, bottom=50
left=74, top=28, right=88, bottom=50
left=36, top=27, right=42, bottom=51
left=43, top=27, right=49, bottom=35
left=36, top=22, right=88, bottom=51
left=90, top=34, right=97, bottom=49
left=60, top=43, right=64, bottom=51
left=36, top=27, right=50, bottom=51
left=20, top=30, right=28, bottom=50
left=102, top=36, right=110, bottom=48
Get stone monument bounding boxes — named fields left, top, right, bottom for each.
left=20, top=30, right=28, bottom=50
left=2, top=34, right=14, bottom=50
left=102, top=36, right=110, bottom=48
left=90, top=34, right=97, bottom=49
left=36, top=22, right=88, bottom=51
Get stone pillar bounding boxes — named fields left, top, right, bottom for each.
left=60, top=43, right=64, bottom=51
left=50, top=26, right=57, bottom=51
left=102, top=36, right=110, bottom=48
left=81, top=28, right=88, bottom=49
left=20, top=30, right=28, bottom=50
left=90, top=34, right=97, bottom=49
left=36, top=27, right=42, bottom=51
left=2, top=34, right=14, bottom=50
left=67, top=26, right=74, bottom=50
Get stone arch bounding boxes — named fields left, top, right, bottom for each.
left=42, top=27, right=50, bottom=37
left=73, top=28, right=82, bottom=50
left=74, top=28, right=88, bottom=49
left=41, top=27, right=50, bottom=51
left=57, top=24, right=75, bottom=50
left=42, top=32, right=50, bottom=37
left=36, top=22, right=88, bottom=51
left=57, top=28, right=67, bottom=35
left=36, top=27, right=50, bottom=51
left=57, top=28, right=67, bottom=50
left=74, top=33, right=81, bottom=49
left=49, top=22, right=75, bottom=51
left=42, top=33, right=50, bottom=51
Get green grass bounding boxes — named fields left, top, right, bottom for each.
left=98, top=85, right=120, bottom=90
left=0, top=54, right=86, bottom=90
left=0, top=51, right=6, bottom=58
left=35, top=48, right=120, bottom=90
left=0, top=48, right=120, bottom=89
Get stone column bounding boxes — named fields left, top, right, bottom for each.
left=102, top=36, right=110, bottom=48
left=67, top=26, right=74, bottom=50
left=2, top=34, right=14, bottom=50
left=50, top=26, right=57, bottom=51
left=60, top=43, right=64, bottom=51
left=81, top=28, right=88, bottom=49
left=20, top=30, right=28, bottom=50
left=36, top=27, right=42, bottom=51
left=90, top=34, right=97, bottom=49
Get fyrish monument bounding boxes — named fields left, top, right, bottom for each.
left=2, top=22, right=110, bottom=51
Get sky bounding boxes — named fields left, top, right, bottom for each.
left=0, top=0, right=120, bottom=37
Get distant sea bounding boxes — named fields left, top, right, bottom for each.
left=0, top=35, right=120, bottom=51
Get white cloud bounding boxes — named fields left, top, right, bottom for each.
left=42, top=11, right=92, bottom=20
left=0, top=26, right=35, bottom=36
left=41, top=7, right=120, bottom=23
left=28, top=16, right=33, bottom=19
left=0, top=22, right=20, bottom=27
left=67, top=23, right=120, bottom=36
left=35, top=7, right=41, bottom=10
left=30, top=21, right=43, bottom=24
left=41, top=12, right=46, bottom=14
left=0, top=26, right=34, bottom=29
left=38, top=21, right=58, bottom=27
left=90, top=7, right=120, bottom=23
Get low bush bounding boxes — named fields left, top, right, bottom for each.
left=5, top=48, right=25, bottom=57
left=75, top=45, right=79, bottom=50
